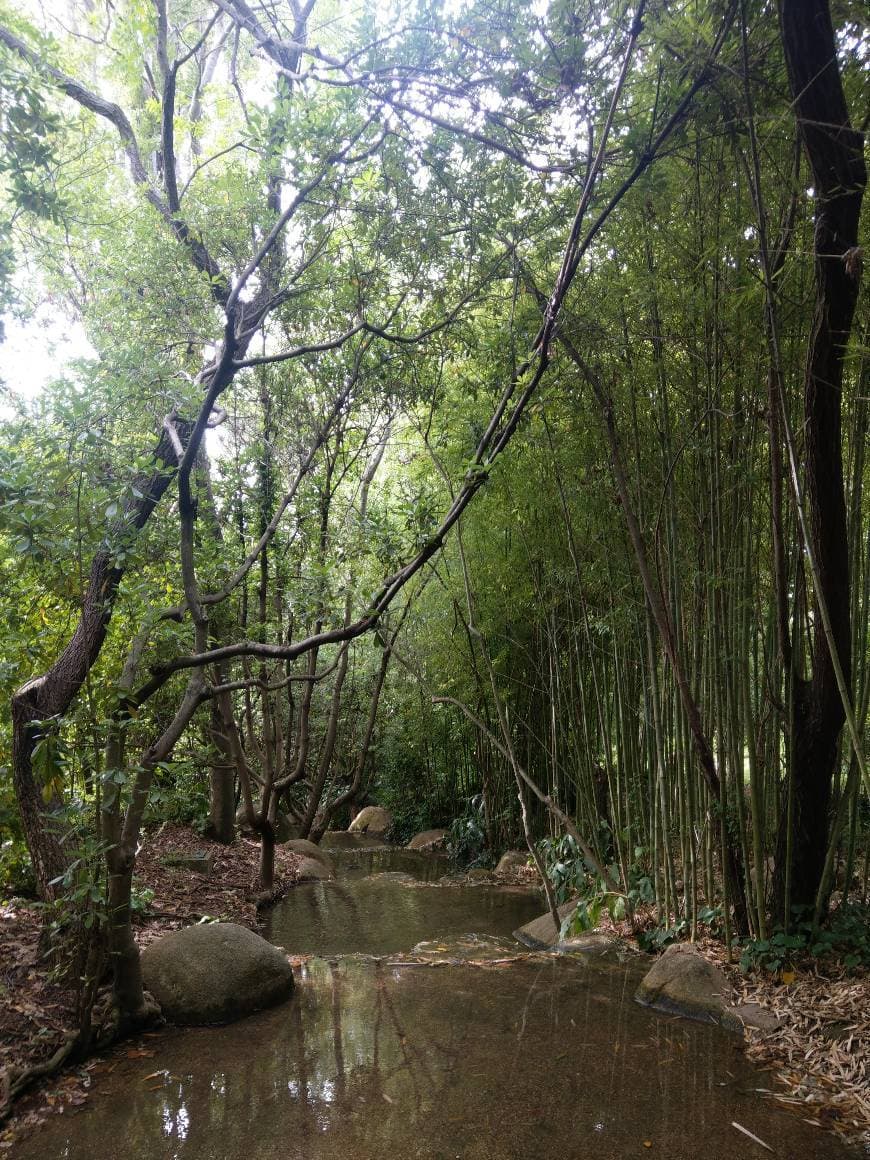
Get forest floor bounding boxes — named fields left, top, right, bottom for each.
left=715, top=945, right=869, bottom=1148
left=2, top=838, right=868, bottom=1151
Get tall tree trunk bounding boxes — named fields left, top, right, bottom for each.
left=774, top=0, right=866, bottom=917
left=11, top=430, right=182, bottom=899
left=205, top=687, right=237, bottom=844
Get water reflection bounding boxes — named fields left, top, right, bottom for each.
left=19, top=956, right=859, bottom=1160
left=15, top=848, right=862, bottom=1160
left=263, top=864, right=541, bottom=958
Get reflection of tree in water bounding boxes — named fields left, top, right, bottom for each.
left=264, top=872, right=542, bottom=958
left=18, top=959, right=856, bottom=1160
left=374, top=960, right=434, bottom=1116
left=294, top=958, right=442, bottom=1127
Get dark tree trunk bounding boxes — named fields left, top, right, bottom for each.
left=11, top=430, right=182, bottom=899
left=774, top=0, right=866, bottom=917
left=205, top=692, right=236, bottom=845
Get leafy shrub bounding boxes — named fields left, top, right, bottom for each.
left=635, top=905, right=722, bottom=953
left=536, top=834, right=589, bottom=904
left=740, top=904, right=870, bottom=974
left=0, top=836, right=35, bottom=897
left=446, top=794, right=491, bottom=867
left=375, top=792, right=431, bottom=847
left=129, top=884, right=155, bottom=915
left=143, top=757, right=210, bottom=832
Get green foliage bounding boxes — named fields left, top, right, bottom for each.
left=0, top=41, right=66, bottom=225
left=35, top=821, right=110, bottom=982
left=29, top=716, right=70, bottom=803
left=636, top=907, right=723, bottom=954
left=560, top=895, right=605, bottom=936
left=446, top=794, right=491, bottom=868
left=129, top=883, right=154, bottom=915
left=0, top=835, right=34, bottom=897
left=373, top=793, right=428, bottom=847
left=537, top=834, right=590, bottom=905
left=143, top=756, right=210, bottom=833
left=739, top=905, right=870, bottom=975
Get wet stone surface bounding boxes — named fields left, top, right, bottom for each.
left=323, top=843, right=448, bottom=882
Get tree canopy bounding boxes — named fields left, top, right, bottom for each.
left=0, top=0, right=867, bottom=1032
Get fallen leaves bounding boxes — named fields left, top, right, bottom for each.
left=706, top=951, right=870, bottom=1149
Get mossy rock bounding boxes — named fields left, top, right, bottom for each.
left=141, top=923, right=294, bottom=1026
left=348, top=806, right=393, bottom=835
left=634, top=944, right=730, bottom=1026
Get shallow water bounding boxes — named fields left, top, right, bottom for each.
left=17, top=955, right=859, bottom=1160
left=263, top=846, right=540, bottom=957
left=14, top=845, right=862, bottom=1160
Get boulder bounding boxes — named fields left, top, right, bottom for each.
left=348, top=806, right=393, bottom=835
left=406, top=829, right=447, bottom=851
left=495, top=850, right=530, bottom=877
left=513, top=901, right=578, bottom=948
left=283, top=839, right=335, bottom=873
left=554, top=932, right=621, bottom=957
left=141, top=923, right=294, bottom=1025
left=295, top=856, right=334, bottom=882
left=634, top=943, right=730, bottom=1025
left=723, top=1001, right=783, bottom=1034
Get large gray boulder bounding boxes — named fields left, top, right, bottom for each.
left=513, top=901, right=578, bottom=948
left=348, top=806, right=393, bottom=835
left=283, top=839, right=335, bottom=873
left=141, top=923, right=294, bottom=1025
left=635, top=943, right=730, bottom=1025
left=406, top=829, right=447, bottom=851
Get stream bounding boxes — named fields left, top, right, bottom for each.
left=14, top=840, right=862, bottom=1159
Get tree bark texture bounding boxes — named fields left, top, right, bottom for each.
left=776, top=0, right=866, bottom=914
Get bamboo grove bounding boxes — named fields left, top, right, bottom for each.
left=0, top=0, right=867, bottom=1026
